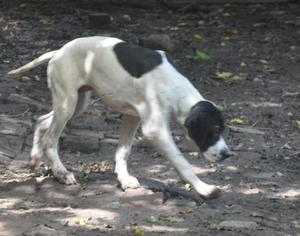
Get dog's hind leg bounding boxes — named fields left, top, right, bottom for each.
left=42, top=90, right=79, bottom=184
left=30, top=111, right=54, bottom=170
left=31, top=87, right=91, bottom=171
left=114, top=114, right=140, bottom=189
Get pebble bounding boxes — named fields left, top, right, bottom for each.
left=139, top=34, right=175, bottom=52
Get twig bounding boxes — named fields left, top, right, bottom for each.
left=0, top=151, right=14, bottom=159
left=72, top=170, right=205, bottom=205
left=0, top=108, right=30, bottom=117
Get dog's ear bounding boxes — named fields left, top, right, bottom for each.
left=184, top=101, right=224, bottom=152
left=184, top=102, right=208, bottom=150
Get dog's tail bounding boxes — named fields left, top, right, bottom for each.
left=7, top=50, right=58, bottom=75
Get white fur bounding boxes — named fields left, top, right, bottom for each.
left=8, top=36, right=228, bottom=198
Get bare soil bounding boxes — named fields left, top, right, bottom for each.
left=0, top=1, right=299, bottom=235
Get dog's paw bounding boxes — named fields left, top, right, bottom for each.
left=30, top=154, right=42, bottom=171
left=54, top=170, right=77, bottom=185
left=119, top=175, right=140, bottom=190
left=200, top=185, right=221, bottom=200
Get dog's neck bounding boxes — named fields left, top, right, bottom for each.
left=173, top=86, right=205, bottom=127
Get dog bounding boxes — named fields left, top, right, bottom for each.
left=8, top=36, right=232, bottom=199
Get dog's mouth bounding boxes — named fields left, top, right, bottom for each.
left=202, top=149, right=234, bottom=163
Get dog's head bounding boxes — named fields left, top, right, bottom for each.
left=184, top=100, right=232, bottom=162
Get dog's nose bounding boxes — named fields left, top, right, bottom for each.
left=220, top=149, right=233, bottom=160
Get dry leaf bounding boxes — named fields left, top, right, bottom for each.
left=74, top=218, right=86, bottom=225
left=132, top=227, right=144, bottom=236
left=230, top=117, right=245, bottom=125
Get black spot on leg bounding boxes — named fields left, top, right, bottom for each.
left=184, top=101, right=224, bottom=152
left=113, top=42, right=163, bottom=78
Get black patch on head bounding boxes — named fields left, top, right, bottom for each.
left=184, top=101, right=224, bottom=152
left=113, top=42, right=163, bottom=78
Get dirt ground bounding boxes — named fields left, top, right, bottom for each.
left=0, top=1, right=299, bottom=235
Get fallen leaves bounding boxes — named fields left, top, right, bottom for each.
left=132, top=227, right=144, bottom=236
left=147, top=216, right=158, bottom=224
left=276, top=171, right=284, bottom=177
left=259, top=59, right=268, bottom=64
left=258, top=59, right=274, bottom=72
left=165, top=216, right=185, bottom=223
left=193, top=33, right=202, bottom=40
left=214, top=71, right=247, bottom=81
left=230, top=116, right=246, bottom=125
left=74, top=218, right=86, bottom=225
left=215, top=71, right=233, bottom=80
left=184, top=183, right=192, bottom=191
left=13, top=75, right=41, bottom=82
left=76, top=161, right=113, bottom=173
left=193, top=49, right=210, bottom=61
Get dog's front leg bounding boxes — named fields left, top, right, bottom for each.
left=115, top=114, right=141, bottom=189
left=142, top=121, right=220, bottom=199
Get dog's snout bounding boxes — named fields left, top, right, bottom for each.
left=220, top=149, right=233, bottom=160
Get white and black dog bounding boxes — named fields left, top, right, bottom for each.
left=9, top=36, right=232, bottom=199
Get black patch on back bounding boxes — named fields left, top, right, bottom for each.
left=184, top=101, right=224, bottom=152
left=113, top=42, right=163, bottom=78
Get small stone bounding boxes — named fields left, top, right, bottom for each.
left=139, top=34, right=175, bottom=52
left=89, top=13, right=113, bottom=29
left=219, top=220, right=258, bottom=230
